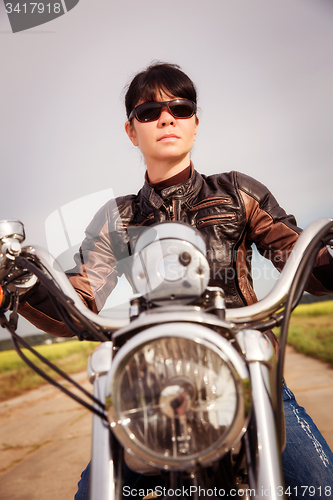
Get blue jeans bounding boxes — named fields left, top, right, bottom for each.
left=75, top=385, right=333, bottom=499
left=281, top=384, right=333, bottom=499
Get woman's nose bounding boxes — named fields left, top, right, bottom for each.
left=159, top=106, right=174, bottom=126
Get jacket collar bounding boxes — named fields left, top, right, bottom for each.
left=141, top=163, right=204, bottom=209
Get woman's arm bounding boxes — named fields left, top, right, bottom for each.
left=236, top=171, right=333, bottom=295
left=18, top=199, right=124, bottom=337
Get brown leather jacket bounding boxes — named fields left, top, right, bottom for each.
left=19, top=168, right=333, bottom=343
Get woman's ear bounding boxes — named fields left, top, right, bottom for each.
left=194, top=116, right=199, bottom=141
left=125, top=120, right=139, bottom=147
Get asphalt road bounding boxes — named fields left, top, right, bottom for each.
left=0, top=346, right=333, bottom=500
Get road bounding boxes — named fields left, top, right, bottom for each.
left=1, top=346, right=333, bottom=500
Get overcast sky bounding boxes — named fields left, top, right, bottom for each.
left=1, top=0, right=333, bottom=336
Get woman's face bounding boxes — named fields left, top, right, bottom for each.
left=125, top=92, right=198, bottom=169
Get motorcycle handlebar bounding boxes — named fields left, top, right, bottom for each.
left=32, top=246, right=129, bottom=331
left=26, top=217, right=332, bottom=332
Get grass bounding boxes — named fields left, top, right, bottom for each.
left=291, top=300, right=333, bottom=317
left=273, top=300, right=333, bottom=366
left=0, top=340, right=98, bottom=402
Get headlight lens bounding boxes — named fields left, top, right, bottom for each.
left=106, top=323, right=250, bottom=470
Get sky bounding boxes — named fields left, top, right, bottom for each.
left=1, top=0, right=333, bottom=337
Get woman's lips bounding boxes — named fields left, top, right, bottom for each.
left=158, top=134, right=180, bottom=142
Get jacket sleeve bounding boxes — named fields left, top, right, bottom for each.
left=236, top=172, right=333, bottom=296
left=18, top=200, right=123, bottom=337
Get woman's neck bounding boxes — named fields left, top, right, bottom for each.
left=145, top=154, right=191, bottom=184
left=147, top=164, right=191, bottom=190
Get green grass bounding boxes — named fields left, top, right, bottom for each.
left=291, top=300, right=333, bottom=317
left=0, top=340, right=98, bottom=402
left=274, top=300, right=333, bottom=366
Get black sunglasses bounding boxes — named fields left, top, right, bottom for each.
left=128, top=99, right=197, bottom=123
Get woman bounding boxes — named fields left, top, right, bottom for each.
left=19, top=62, right=333, bottom=499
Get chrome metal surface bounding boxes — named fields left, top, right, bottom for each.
left=113, top=306, right=233, bottom=340
left=6, top=273, right=38, bottom=296
left=1, top=239, right=22, bottom=256
left=249, top=362, right=285, bottom=499
left=0, top=241, right=38, bottom=294
left=240, top=330, right=285, bottom=499
left=134, top=222, right=207, bottom=255
left=88, top=342, right=113, bottom=383
left=236, top=330, right=274, bottom=362
left=132, top=223, right=210, bottom=305
left=0, top=219, right=25, bottom=244
left=90, top=372, right=116, bottom=500
left=132, top=238, right=210, bottom=304
left=106, top=323, right=250, bottom=470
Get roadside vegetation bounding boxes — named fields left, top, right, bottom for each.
left=274, top=300, right=333, bottom=365
left=0, top=340, right=98, bottom=402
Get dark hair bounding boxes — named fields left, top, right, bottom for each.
left=125, top=62, right=197, bottom=119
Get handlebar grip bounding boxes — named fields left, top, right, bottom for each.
left=0, top=284, right=11, bottom=312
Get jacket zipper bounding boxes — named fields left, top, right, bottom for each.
left=165, top=201, right=174, bottom=220
left=188, top=197, right=231, bottom=212
left=196, top=213, right=236, bottom=228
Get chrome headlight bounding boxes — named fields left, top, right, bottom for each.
left=106, top=323, right=250, bottom=470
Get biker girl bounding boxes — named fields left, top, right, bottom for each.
left=19, top=62, right=333, bottom=499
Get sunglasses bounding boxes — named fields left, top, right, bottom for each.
left=128, top=99, right=197, bottom=123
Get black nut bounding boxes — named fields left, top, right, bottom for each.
left=179, top=251, right=192, bottom=267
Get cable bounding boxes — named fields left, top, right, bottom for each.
left=0, top=314, right=107, bottom=420
left=46, top=289, right=91, bottom=340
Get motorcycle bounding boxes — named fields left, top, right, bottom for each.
left=0, top=217, right=332, bottom=500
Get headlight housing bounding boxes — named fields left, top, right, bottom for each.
left=106, top=323, right=250, bottom=470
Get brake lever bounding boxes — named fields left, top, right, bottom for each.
left=9, top=291, right=19, bottom=330
left=327, top=240, right=333, bottom=258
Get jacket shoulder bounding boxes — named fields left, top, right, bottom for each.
left=199, top=171, right=241, bottom=193
left=233, top=171, right=302, bottom=233
left=233, top=171, right=274, bottom=205
left=233, top=171, right=286, bottom=221
left=200, top=170, right=264, bottom=202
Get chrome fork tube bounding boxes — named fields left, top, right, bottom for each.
left=90, top=373, right=115, bottom=500
left=88, top=342, right=120, bottom=500
left=249, top=361, right=285, bottom=499
left=236, top=330, right=285, bottom=500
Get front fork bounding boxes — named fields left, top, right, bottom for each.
left=88, top=342, right=122, bottom=500
left=237, top=330, right=286, bottom=500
